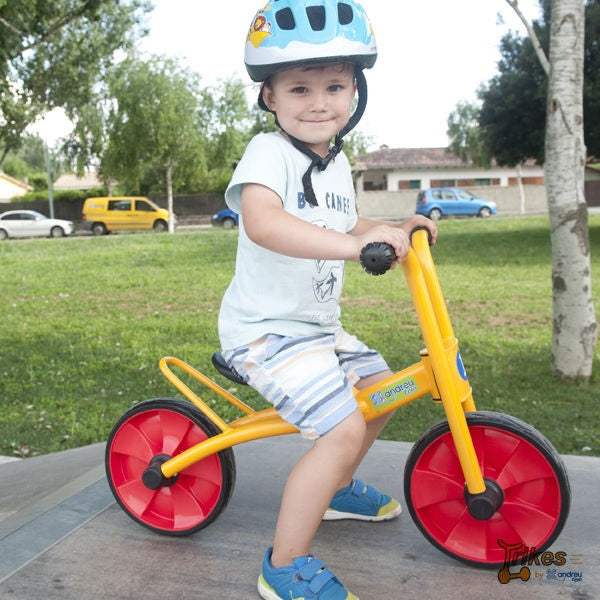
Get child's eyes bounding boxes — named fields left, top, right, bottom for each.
left=288, top=84, right=346, bottom=94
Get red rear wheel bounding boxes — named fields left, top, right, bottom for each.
left=404, top=411, right=570, bottom=567
left=106, top=398, right=235, bottom=535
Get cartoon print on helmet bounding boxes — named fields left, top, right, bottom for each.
left=248, top=6, right=273, bottom=48
left=245, top=0, right=377, bottom=82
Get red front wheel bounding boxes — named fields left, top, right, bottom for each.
left=105, top=398, right=236, bottom=535
left=404, top=411, right=570, bottom=567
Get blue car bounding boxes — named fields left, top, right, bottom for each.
left=416, top=188, right=497, bottom=220
left=211, top=208, right=239, bottom=229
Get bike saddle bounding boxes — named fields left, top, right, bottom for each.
left=211, top=351, right=247, bottom=385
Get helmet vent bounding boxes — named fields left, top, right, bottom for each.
left=275, top=7, right=296, bottom=30
left=306, top=5, right=326, bottom=31
left=338, top=3, right=353, bottom=25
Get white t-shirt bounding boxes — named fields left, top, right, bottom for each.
left=218, top=132, right=359, bottom=350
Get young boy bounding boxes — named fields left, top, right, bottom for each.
left=219, top=2, right=438, bottom=598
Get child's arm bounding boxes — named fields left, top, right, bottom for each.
left=241, top=182, right=414, bottom=262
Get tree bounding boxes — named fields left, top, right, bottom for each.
left=475, top=1, right=600, bottom=164
left=447, top=98, right=490, bottom=165
left=0, top=0, right=151, bottom=167
left=505, top=0, right=596, bottom=379
left=101, top=56, right=207, bottom=232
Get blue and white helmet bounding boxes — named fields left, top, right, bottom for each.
left=245, top=0, right=377, bottom=82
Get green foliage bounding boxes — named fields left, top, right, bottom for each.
left=447, top=98, right=491, bottom=166
left=0, top=216, right=598, bottom=458
left=0, top=0, right=152, bottom=165
left=17, top=187, right=106, bottom=202
left=101, top=55, right=207, bottom=196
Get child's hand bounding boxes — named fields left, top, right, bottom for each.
left=399, top=215, right=438, bottom=246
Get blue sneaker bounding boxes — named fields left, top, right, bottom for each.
left=323, top=478, right=402, bottom=522
left=258, top=547, right=358, bottom=600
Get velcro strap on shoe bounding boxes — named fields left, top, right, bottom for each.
left=309, top=568, right=336, bottom=594
left=298, top=557, right=325, bottom=580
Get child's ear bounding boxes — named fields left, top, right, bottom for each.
left=261, top=84, right=275, bottom=112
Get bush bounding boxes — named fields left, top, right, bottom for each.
left=15, top=186, right=108, bottom=203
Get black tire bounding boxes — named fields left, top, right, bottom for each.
left=153, top=219, right=168, bottom=232
left=479, top=207, right=492, bottom=218
left=428, top=208, right=442, bottom=221
left=105, top=398, right=236, bottom=536
left=222, top=217, right=236, bottom=230
left=50, top=226, right=65, bottom=238
left=91, top=222, right=107, bottom=235
left=404, top=411, right=570, bottom=568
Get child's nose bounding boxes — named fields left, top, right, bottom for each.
left=309, top=90, right=328, bottom=110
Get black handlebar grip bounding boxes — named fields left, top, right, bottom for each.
left=359, top=242, right=397, bottom=275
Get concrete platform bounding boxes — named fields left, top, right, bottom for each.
left=0, top=437, right=597, bottom=599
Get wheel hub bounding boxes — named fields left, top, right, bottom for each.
left=142, top=454, right=179, bottom=490
left=464, top=478, right=504, bottom=520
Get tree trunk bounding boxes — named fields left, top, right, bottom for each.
left=166, top=162, right=175, bottom=234
left=545, top=0, right=597, bottom=378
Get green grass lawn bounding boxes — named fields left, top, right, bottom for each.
left=1, top=214, right=598, bottom=458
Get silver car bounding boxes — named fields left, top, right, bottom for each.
left=0, top=210, right=74, bottom=240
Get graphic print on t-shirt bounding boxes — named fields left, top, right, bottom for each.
left=311, top=220, right=344, bottom=305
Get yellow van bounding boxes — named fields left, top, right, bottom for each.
left=82, top=196, right=175, bottom=235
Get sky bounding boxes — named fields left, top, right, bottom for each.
left=37, top=0, right=543, bottom=150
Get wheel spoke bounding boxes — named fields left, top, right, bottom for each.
left=111, top=420, right=157, bottom=462
left=410, top=468, right=464, bottom=509
left=116, top=478, right=158, bottom=516
left=168, top=485, right=208, bottom=529
left=158, top=411, right=198, bottom=455
left=499, top=500, right=559, bottom=544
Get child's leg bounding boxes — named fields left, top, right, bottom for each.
left=337, top=369, right=396, bottom=486
left=271, top=408, right=366, bottom=568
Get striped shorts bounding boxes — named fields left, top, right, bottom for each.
left=221, top=329, right=389, bottom=440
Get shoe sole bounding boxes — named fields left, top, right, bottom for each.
left=257, top=575, right=281, bottom=600
left=258, top=575, right=361, bottom=600
left=322, top=502, right=402, bottom=522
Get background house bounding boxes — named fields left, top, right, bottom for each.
left=352, top=147, right=547, bottom=218
left=53, top=171, right=105, bottom=191
left=0, top=172, right=34, bottom=202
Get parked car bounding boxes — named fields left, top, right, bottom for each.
left=211, top=208, right=239, bottom=229
left=416, top=188, right=497, bottom=220
left=0, top=210, right=74, bottom=240
left=82, top=196, right=174, bottom=235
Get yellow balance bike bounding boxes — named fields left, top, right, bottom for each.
left=105, top=229, right=570, bottom=568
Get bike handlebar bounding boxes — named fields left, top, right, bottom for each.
left=359, top=226, right=434, bottom=275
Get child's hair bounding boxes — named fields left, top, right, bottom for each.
left=262, top=61, right=355, bottom=90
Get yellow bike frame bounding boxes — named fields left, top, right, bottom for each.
left=157, top=230, right=486, bottom=495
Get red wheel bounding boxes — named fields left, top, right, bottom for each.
left=404, top=411, right=570, bottom=567
left=106, top=398, right=236, bottom=535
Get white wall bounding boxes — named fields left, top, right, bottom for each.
left=0, top=178, right=29, bottom=202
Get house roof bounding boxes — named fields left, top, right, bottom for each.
left=0, top=172, right=34, bottom=191
left=354, top=147, right=468, bottom=171
left=53, top=171, right=102, bottom=190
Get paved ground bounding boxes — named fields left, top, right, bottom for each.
left=0, top=437, right=597, bottom=600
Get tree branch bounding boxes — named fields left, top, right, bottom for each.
left=8, top=1, right=98, bottom=59
left=505, top=0, right=550, bottom=75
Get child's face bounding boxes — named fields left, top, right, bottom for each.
left=263, top=63, right=356, bottom=157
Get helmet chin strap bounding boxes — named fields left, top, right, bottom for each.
left=258, top=67, right=368, bottom=207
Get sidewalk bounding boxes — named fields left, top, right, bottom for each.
left=0, top=437, right=597, bottom=599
